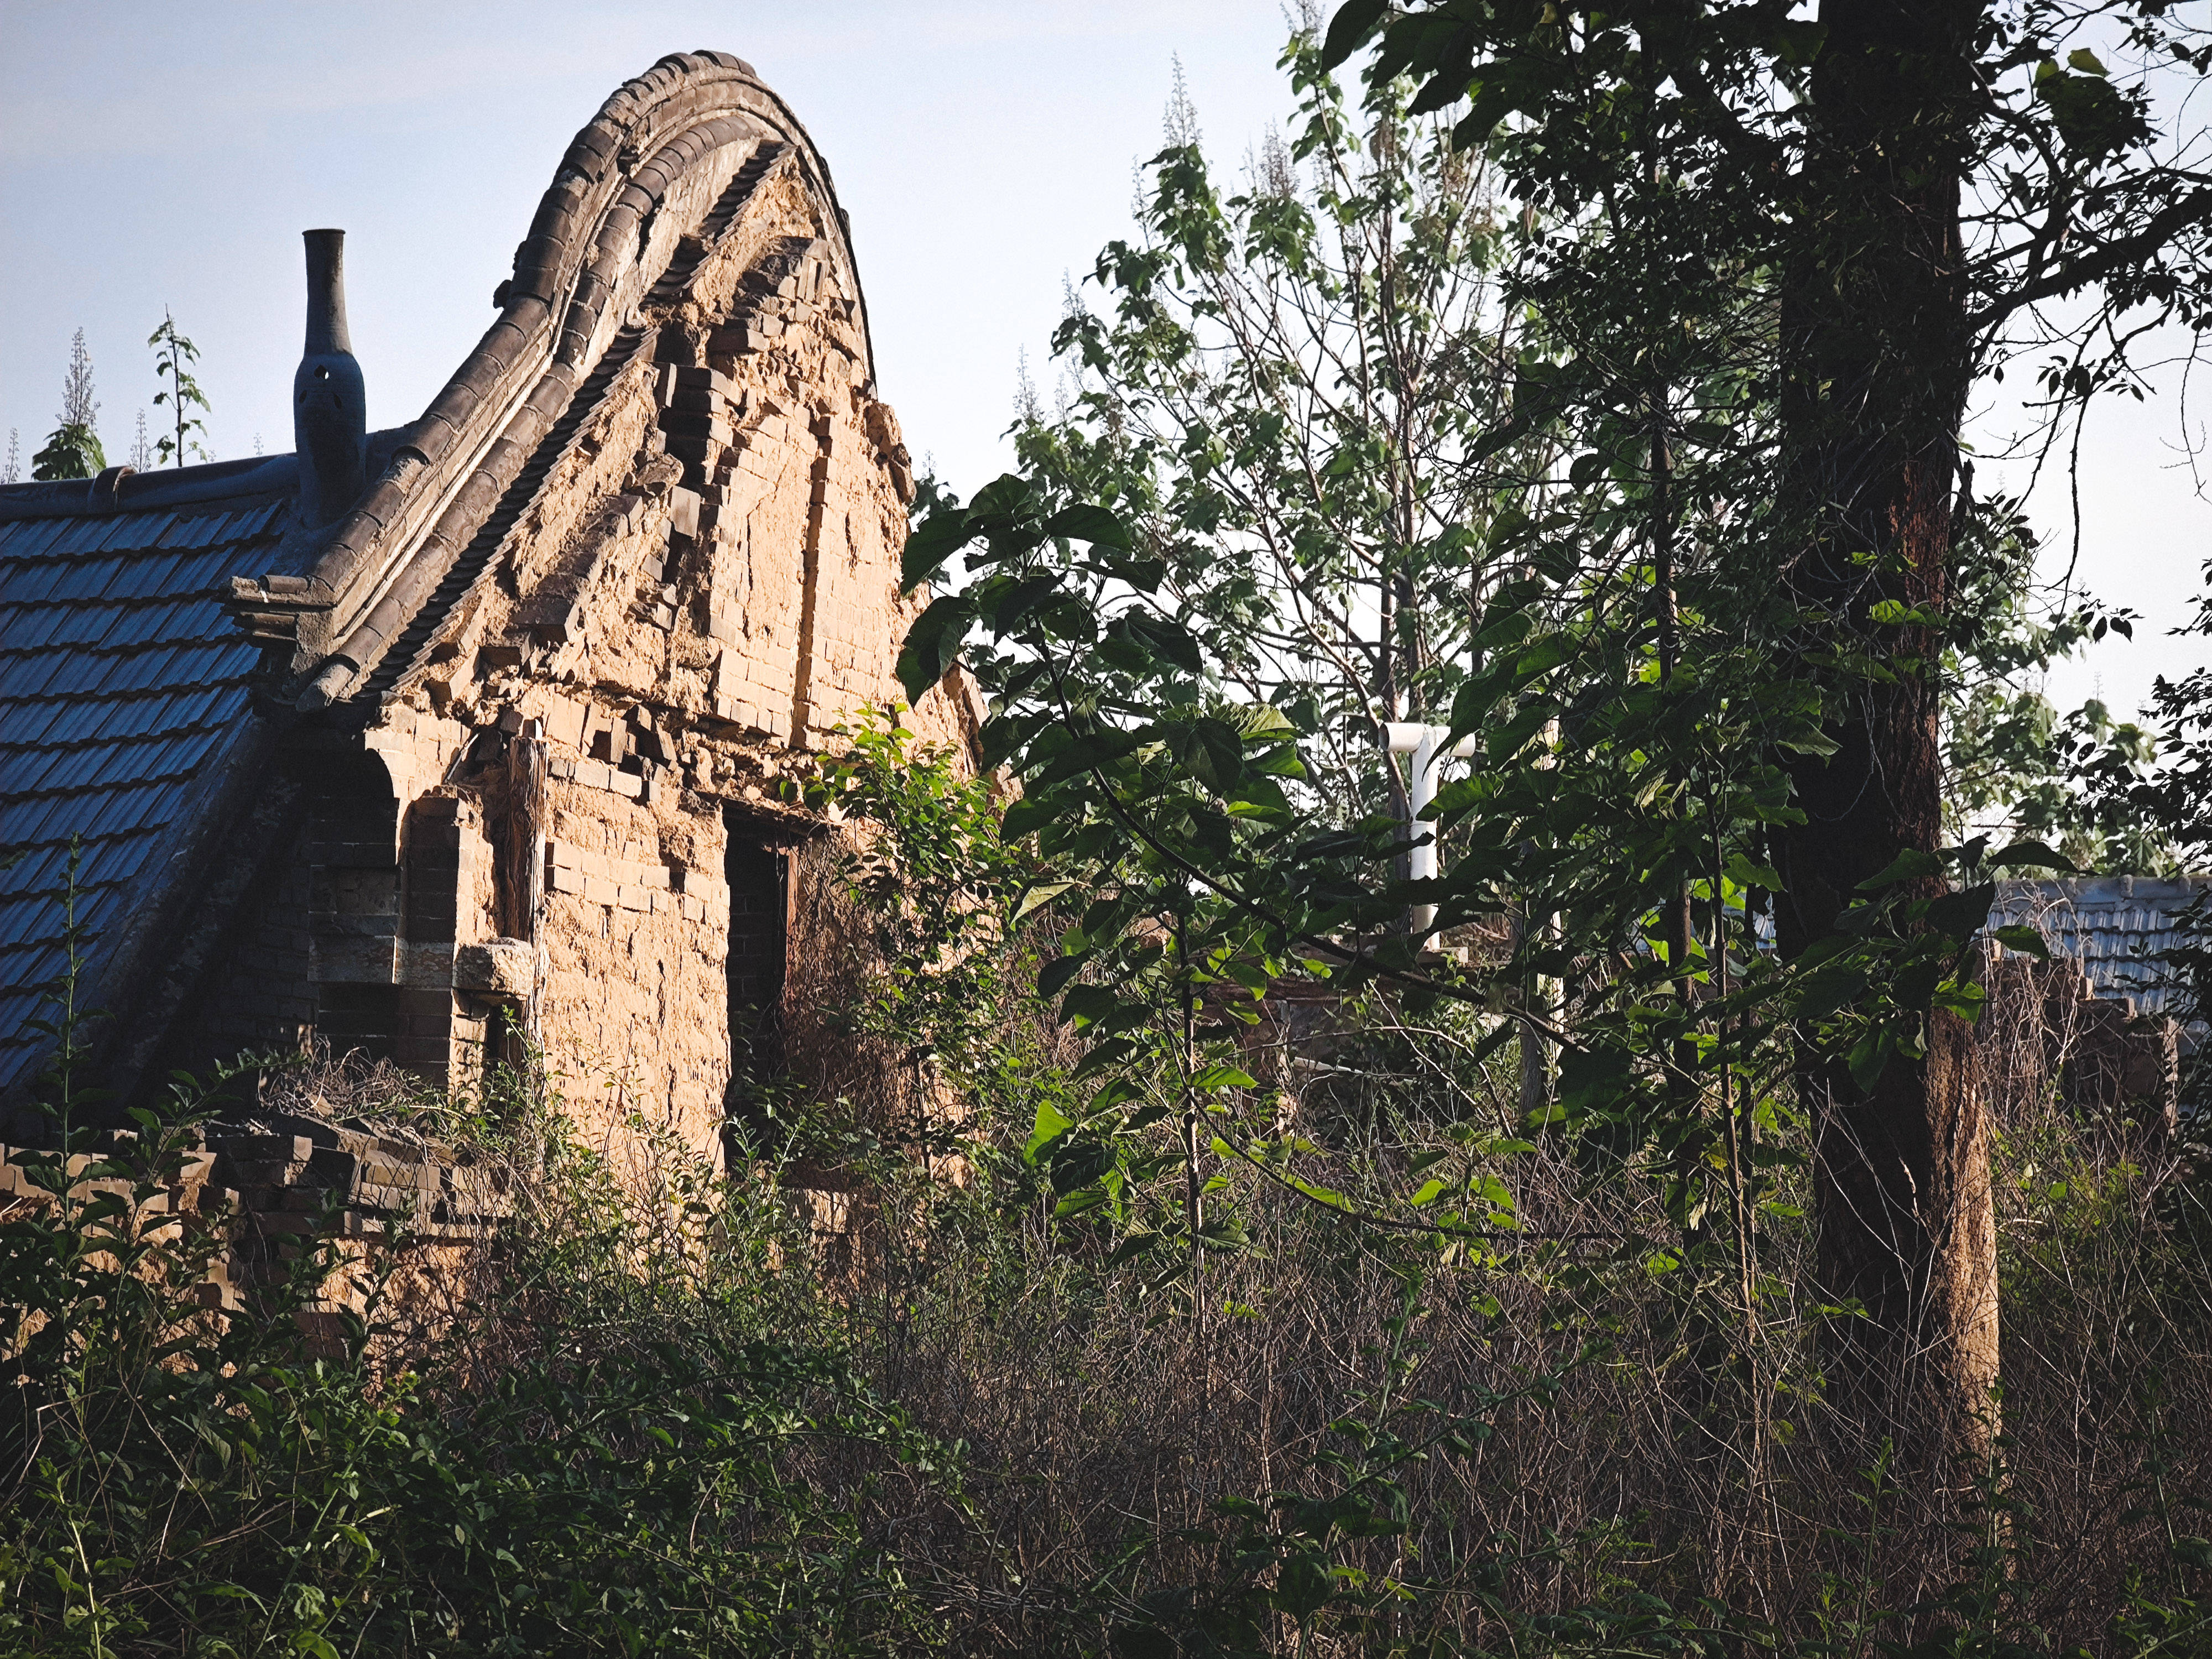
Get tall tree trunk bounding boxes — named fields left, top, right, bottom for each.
left=1774, top=0, right=1999, bottom=1467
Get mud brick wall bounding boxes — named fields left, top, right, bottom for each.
left=701, top=389, right=810, bottom=737
left=204, top=1116, right=503, bottom=1243
left=794, top=398, right=911, bottom=738
left=189, top=833, right=319, bottom=1072
left=1979, top=947, right=2181, bottom=1138
left=536, top=761, right=734, bottom=1171
left=169, top=709, right=509, bottom=1099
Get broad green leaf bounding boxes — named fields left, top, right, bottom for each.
left=899, top=508, right=975, bottom=592
left=1062, top=982, right=1133, bottom=1027
left=896, top=594, right=975, bottom=706
left=1192, top=1062, right=1258, bottom=1091
left=1092, top=1076, right=1145, bottom=1113
left=1847, top=1022, right=1897, bottom=1093
left=1070, top=1038, right=1138, bottom=1081
left=1180, top=717, right=1246, bottom=792
left=1014, top=880, right=1077, bottom=922
left=1053, top=1185, right=1110, bottom=1219
left=1933, top=979, right=1989, bottom=1023
left=1036, top=952, right=1094, bottom=999
left=1796, top=966, right=1871, bottom=1024
left=1991, top=925, right=2050, bottom=960
left=1123, top=613, right=1204, bottom=674
left=1103, top=1231, right=1161, bottom=1266
left=1106, top=556, right=1167, bottom=592
left=1855, top=848, right=1942, bottom=890
left=1924, top=881, right=1997, bottom=940
left=968, top=472, right=1039, bottom=520
left=989, top=572, right=1065, bottom=636
left=1024, top=1100, right=1076, bottom=1162
left=1484, top=698, right=1556, bottom=768
left=1474, top=609, right=1533, bottom=652
left=999, top=794, right=1057, bottom=842
left=979, top=710, right=1049, bottom=770
left=1196, top=1217, right=1250, bottom=1248
left=1986, top=839, right=2078, bottom=874
left=1320, top=0, right=1388, bottom=68
left=1724, top=852, right=1783, bottom=890
left=1445, top=666, right=1515, bottom=747
left=1043, top=502, right=1134, bottom=550
left=1229, top=702, right=1296, bottom=739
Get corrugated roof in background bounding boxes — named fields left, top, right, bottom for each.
left=1991, top=877, right=2211, bottom=1017
left=0, top=494, right=296, bottom=1091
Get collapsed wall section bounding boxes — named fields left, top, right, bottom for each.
left=0, top=1112, right=502, bottom=1351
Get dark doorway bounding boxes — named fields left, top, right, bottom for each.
left=723, top=817, right=789, bottom=1083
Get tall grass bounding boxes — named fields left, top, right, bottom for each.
left=781, top=994, right=2212, bottom=1655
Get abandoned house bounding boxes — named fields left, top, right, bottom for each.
left=1978, top=875, right=2209, bottom=1136
left=0, top=51, right=974, bottom=1173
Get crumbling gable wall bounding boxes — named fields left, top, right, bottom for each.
left=194, top=143, right=961, bottom=1177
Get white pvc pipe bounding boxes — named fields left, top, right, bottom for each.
left=1384, top=722, right=1476, bottom=937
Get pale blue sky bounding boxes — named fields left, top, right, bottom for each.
left=0, top=1, right=1292, bottom=491
left=1, top=0, right=2201, bottom=718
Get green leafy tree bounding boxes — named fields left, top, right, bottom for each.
left=1938, top=490, right=2163, bottom=869
left=799, top=715, right=1022, bottom=1167
left=1311, top=0, right=2212, bottom=1454
left=1019, top=40, right=1546, bottom=807
left=912, top=12, right=1950, bottom=1392
left=900, top=40, right=1597, bottom=1311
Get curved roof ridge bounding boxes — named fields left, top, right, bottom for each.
left=229, top=49, right=873, bottom=710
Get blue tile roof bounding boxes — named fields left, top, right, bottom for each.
left=1991, top=877, right=2211, bottom=1018
left=0, top=493, right=295, bottom=1091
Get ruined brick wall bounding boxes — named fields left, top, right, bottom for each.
left=148, top=126, right=975, bottom=1192
left=1978, top=946, right=2180, bottom=1139
left=531, top=753, right=735, bottom=1172
left=185, top=827, right=318, bottom=1073
left=0, top=1113, right=502, bottom=1354
left=327, top=148, right=972, bottom=1177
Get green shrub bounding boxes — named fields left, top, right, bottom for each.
left=0, top=941, right=962, bottom=1656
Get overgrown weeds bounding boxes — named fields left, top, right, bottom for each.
left=0, top=943, right=961, bottom=1656
left=781, top=1024, right=2211, bottom=1654
left=4, top=784, right=2210, bottom=1654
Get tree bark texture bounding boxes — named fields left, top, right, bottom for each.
left=1773, top=0, right=2000, bottom=1463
